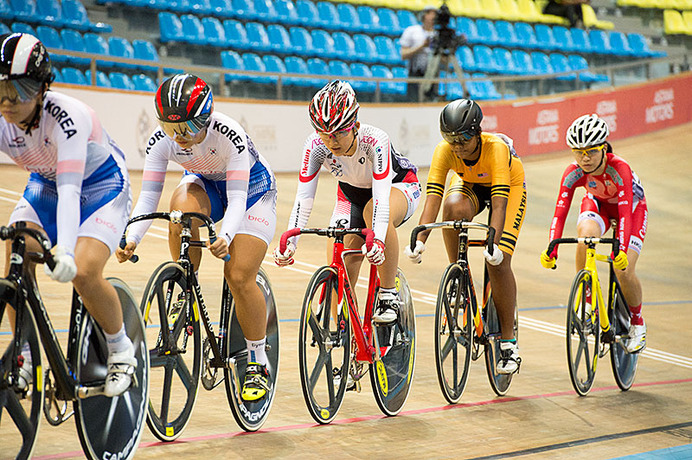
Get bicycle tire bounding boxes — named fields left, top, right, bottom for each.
left=483, top=273, right=517, bottom=396
left=610, top=284, right=639, bottom=391
left=565, top=270, right=600, bottom=396
left=224, top=268, right=280, bottom=431
left=0, top=280, right=44, bottom=460
left=74, top=278, right=149, bottom=460
left=298, top=266, right=350, bottom=424
left=370, top=268, right=416, bottom=416
left=433, top=263, right=472, bottom=404
left=139, top=262, right=201, bottom=441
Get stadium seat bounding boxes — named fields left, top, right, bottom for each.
left=132, top=74, right=157, bottom=92
left=36, top=26, right=68, bottom=63
left=396, top=9, right=418, bottom=29
left=628, top=33, right=666, bottom=58
left=475, top=19, right=500, bottom=46
left=336, top=3, right=362, bottom=33
left=159, top=12, right=184, bottom=43
left=262, top=54, right=287, bottom=86
left=493, top=47, right=521, bottom=74
left=284, top=55, right=315, bottom=86
left=535, top=24, right=558, bottom=50
left=52, top=68, right=64, bottom=83
left=60, top=29, right=90, bottom=66
left=274, top=0, right=300, bottom=25
left=494, top=21, right=520, bottom=47
left=267, top=24, right=291, bottom=53
left=374, top=35, right=403, bottom=65
left=516, top=0, right=547, bottom=23
left=582, top=4, right=614, bottom=30
left=456, top=46, right=478, bottom=72
left=61, top=67, right=88, bottom=85
left=440, top=70, right=465, bottom=101
left=180, top=14, right=205, bottom=45
left=567, top=54, right=609, bottom=83
left=514, top=22, right=538, bottom=48
left=108, top=37, right=136, bottom=70
left=109, top=72, right=135, bottom=90
left=9, top=0, right=41, bottom=24
left=498, top=0, right=528, bottom=22
left=473, top=45, right=500, bottom=73
left=0, top=23, right=8, bottom=35
left=549, top=53, right=576, bottom=80
left=11, top=23, right=37, bottom=36
left=530, top=51, right=554, bottom=75
left=328, top=60, right=351, bottom=79
left=551, top=26, right=576, bottom=52
left=188, top=0, right=213, bottom=16
left=466, top=73, right=502, bottom=100
left=132, top=39, right=159, bottom=72
left=391, top=66, right=408, bottom=94
left=37, top=0, right=66, bottom=27
left=306, top=57, right=330, bottom=87
left=201, top=17, right=226, bottom=47
left=85, top=69, right=111, bottom=87
left=61, top=0, right=93, bottom=31
left=353, top=34, right=378, bottom=63
left=296, top=0, right=319, bottom=27
left=332, top=32, right=357, bottom=61
left=377, top=8, right=402, bottom=36
left=221, top=50, right=244, bottom=82
left=84, top=32, right=112, bottom=64
left=588, top=29, right=613, bottom=54
left=372, top=64, right=405, bottom=95
left=349, top=62, right=375, bottom=92
left=253, top=0, right=278, bottom=21
left=223, top=19, right=250, bottom=50
left=570, top=27, right=592, bottom=53
left=209, top=0, right=234, bottom=18
left=609, top=31, right=634, bottom=56
left=289, top=26, right=314, bottom=56
left=511, top=49, right=538, bottom=74
left=0, top=0, right=13, bottom=22
left=245, top=22, right=272, bottom=52
left=316, top=1, right=340, bottom=30
left=231, top=0, right=257, bottom=20
left=357, top=6, right=383, bottom=34
left=310, top=29, right=337, bottom=59
left=456, top=17, right=481, bottom=45
left=242, top=52, right=273, bottom=84
left=479, top=0, right=506, bottom=20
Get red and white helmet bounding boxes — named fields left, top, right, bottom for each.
left=566, top=114, right=610, bottom=149
left=309, top=80, right=359, bottom=134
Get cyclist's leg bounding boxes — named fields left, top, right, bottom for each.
left=441, top=176, right=476, bottom=263
left=575, top=194, right=608, bottom=270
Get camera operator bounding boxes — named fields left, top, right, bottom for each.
left=400, top=6, right=437, bottom=101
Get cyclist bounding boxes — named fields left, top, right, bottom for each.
left=540, top=114, right=647, bottom=353
left=273, top=80, right=421, bottom=324
left=407, top=99, right=526, bottom=375
left=116, top=74, right=277, bottom=401
left=0, top=33, right=135, bottom=396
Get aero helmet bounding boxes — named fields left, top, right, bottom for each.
left=309, top=80, right=359, bottom=134
left=0, top=33, right=53, bottom=101
left=155, top=74, right=213, bottom=133
left=439, top=99, right=483, bottom=144
left=566, top=114, right=609, bottom=149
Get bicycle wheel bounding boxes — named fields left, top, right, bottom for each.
left=298, top=266, right=350, bottom=424
left=224, top=268, right=280, bottom=431
left=565, top=270, right=600, bottom=396
left=483, top=271, right=517, bottom=396
left=74, top=278, right=149, bottom=460
left=433, top=264, right=472, bottom=404
left=610, top=284, right=639, bottom=391
left=370, top=268, right=416, bottom=416
left=0, top=280, right=44, bottom=460
left=139, top=262, right=201, bottom=441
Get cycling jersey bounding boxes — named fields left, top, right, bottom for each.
left=287, top=123, right=418, bottom=243
left=549, top=152, right=646, bottom=254
left=127, top=112, right=275, bottom=245
left=0, top=91, right=131, bottom=253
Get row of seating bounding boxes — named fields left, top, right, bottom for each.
left=617, top=0, right=692, bottom=10
left=2, top=22, right=161, bottom=72
left=0, top=0, right=112, bottom=33
left=56, top=67, right=158, bottom=91
left=663, top=8, right=692, bottom=34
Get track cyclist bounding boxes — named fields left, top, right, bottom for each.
left=407, top=98, right=526, bottom=375
left=273, top=80, right=421, bottom=324
left=0, top=33, right=135, bottom=396
left=540, top=114, right=648, bottom=353
left=117, top=74, right=278, bottom=401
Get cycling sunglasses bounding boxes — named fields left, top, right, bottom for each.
left=159, top=120, right=205, bottom=140
left=0, top=79, right=43, bottom=104
left=441, top=130, right=476, bottom=145
left=317, top=121, right=356, bottom=140
left=572, top=144, right=604, bottom=158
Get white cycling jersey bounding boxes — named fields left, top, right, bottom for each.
left=127, top=112, right=275, bottom=245
left=287, top=123, right=417, bottom=243
left=0, top=91, right=130, bottom=253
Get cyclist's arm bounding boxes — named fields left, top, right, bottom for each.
left=370, top=137, right=394, bottom=242
left=547, top=163, right=582, bottom=255
left=218, top=136, right=252, bottom=246
left=416, top=142, right=453, bottom=243
left=285, top=137, right=325, bottom=246
left=611, top=158, right=636, bottom=253
left=488, top=141, right=512, bottom=246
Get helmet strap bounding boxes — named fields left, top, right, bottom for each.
left=344, top=126, right=358, bottom=156
left=19, top=83, right=48, bottom=136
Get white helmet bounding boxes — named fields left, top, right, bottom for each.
left=566, top=114, right=609, bottom=149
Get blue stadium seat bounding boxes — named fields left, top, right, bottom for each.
left=310, top=29, right=337, bottom=59
left=440, top=70, right=465, bottom=101
left=231, top=0, right=257, bottom=20
left=262, top=54, right=287, bottom=85
left=307, top=57, right=330, bottom=87
left=11, top=23, right=37, bottom=36
left=372, top=64, right=404, bottom=95
left=328, top=60, right=351, bottom=79
left=353, top=34, right=378, bottom=63
left=274, top=0, right=300, bottom=25
left=189, top=0, right=213, bottom=16
left=514, top=22, right=538, bottom=48
left=628, top=33, right=666, bottom=58
left=267, top=24, right=292, bottom=53
left=316, top=1, right=340, bottom=30
left=357, top=6, right=383, bottom=34
left=336, top=3, right=361, bottom=33
left=475, top=19, right=500, bottom=46
left=396, top=9, right=417, bottom=30
left=85, top=69, right=111, bottom=87
left=296, top=0, right=319, bottom=27
left=9, top=0, right=41, bottom=24
left=60, top=29, right=90, bottom=66
left=36, top=26, right=68, bottom=63
left=567, top=54, right=609, bottom=83
left=246, top=22, right=272, bottom=52
left=589, top=29, right=612, bottom=54
left=494, top=21, right=520, bottom=47
left=377, top=8, right=402, bottom=36
left=289, top=26, right=313, bottom=56
left=332, top=32, right=357, bottom=61
left=37, top=0, right=66, bottom=27
left=253, top=0, right=278, bottom=21
left=349, top=62, right=375, bottom=92
left=201, top=17, right=226, bottom=47
left=108, top=37, right=136, bottom=70
left=242, top=52, right=273, bottom=84
left=456, top=17, right=480, bottom=45
left=52, top=68, right=64, bottom=83
left=132, top=74, right=157, bottom=92
left=168, top=0, right=191, bottom=14
left=83, top=32, right=112, bottom=68
left=473, top=45, right=500, bottom=73
left=221, top=50, right=244, bottom=82
left=391, top=66, right=408, bottom=94
left=511, top=49, right=537, bottom=75
left=284, top=56, right=315, bottom=87
left=159, top=12, right=184, bottom=43
left=570, top=28, right=592, bottom=54
left=132, top=39, right=159, bottom=72
left=608, top=31, right=634, bottom=56
left=61, top=67, right=88, bottom=85
left=549, top=53, right=576, bottom=80
left=0, top=0, right=13, bottom=22
left=374, top=35, right=403, bottom=65
left=493, top=48, right=521, bottom=74
left=551, top=26, right=576, bottom=52
left=223, top=20, right=250, bottom=50
left=530, top=51, right=554, bottom=75
left=467, top=73, right=502, bottom=100
left=61, top=0, right=93, bottom=31
left=109, top=72, right=135, bottom=90
left=535, top=24, right=558, bottom=50
left=456, top=46, right=477, bottom=72
left=209, top=0, right=234, bottom=18
left=0, top=23, right=9, bottom=35
left=180, top=14, right=206, bottom=45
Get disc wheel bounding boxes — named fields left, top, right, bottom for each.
left=566, top=270, right=600, bottom=396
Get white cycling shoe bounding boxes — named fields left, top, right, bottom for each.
left=104, top=344, right=137, bottom=397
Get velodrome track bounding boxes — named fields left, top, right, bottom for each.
left=1, top=122, right=691, bottom=459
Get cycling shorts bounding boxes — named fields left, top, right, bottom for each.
left=577, top=193, right=648, bottom=254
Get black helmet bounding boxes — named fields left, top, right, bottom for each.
left=0, top=33, right=53, bottom=101
left=154, top=74, right=213, bottom=134
left=439, top=99, right=483, bottom=144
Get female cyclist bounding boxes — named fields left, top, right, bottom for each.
left=0, top=33, right=135, bottom=396
left=540, top=114, right=647, bottom=353
left=273, top=80, right=421, bottom=324
left=117, top=74, right=278, bottom=400
left=406, top=99, right=526, bottom=375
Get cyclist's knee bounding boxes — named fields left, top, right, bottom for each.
left=225, top=268, right=257, bottom=291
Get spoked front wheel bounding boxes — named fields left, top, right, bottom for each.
left=140, top=262, right=201, bottom=441
left=370, top=269, right=416, bottom=416
left=566, top=270, right=600, bottom=396
left=433, top=264, right=472, bottom=404
left=74, top=278, right=149, bottom=460
left=224, top=268, right=280, bottom=431
left=298, top=266, right=351, bottom=424
left=0, top=280, right=44, bottom=460
left=610, top=284, right=638, bottom=391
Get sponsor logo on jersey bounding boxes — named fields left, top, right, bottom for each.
left=8, top=136, right=26, bottom=148
left=212, top=121, right=245, bottom=153
left=44, top=100, right=77, bottom=139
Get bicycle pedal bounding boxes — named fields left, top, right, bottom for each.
left=601, top=329, right=615, bottom=343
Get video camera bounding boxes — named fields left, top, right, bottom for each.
left=431, top=1, right=467, bottom=55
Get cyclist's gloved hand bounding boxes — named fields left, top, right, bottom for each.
left=612, top=250, right=628, bottom=270
left=404, top=240, right=425, bottom=264
left=362, top=239, right=386, bottom=265
left=540, top=249, right=557, bottom=269
left=483, top=243, right=504, bottom=266
left=44, top=245, right=77, bottom=283
left=273, top=241, right=296, bottom=267
left=116, top=240, right=137, bottom=263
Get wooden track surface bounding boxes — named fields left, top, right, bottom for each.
left=1, top=123, right=691, bottom=459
